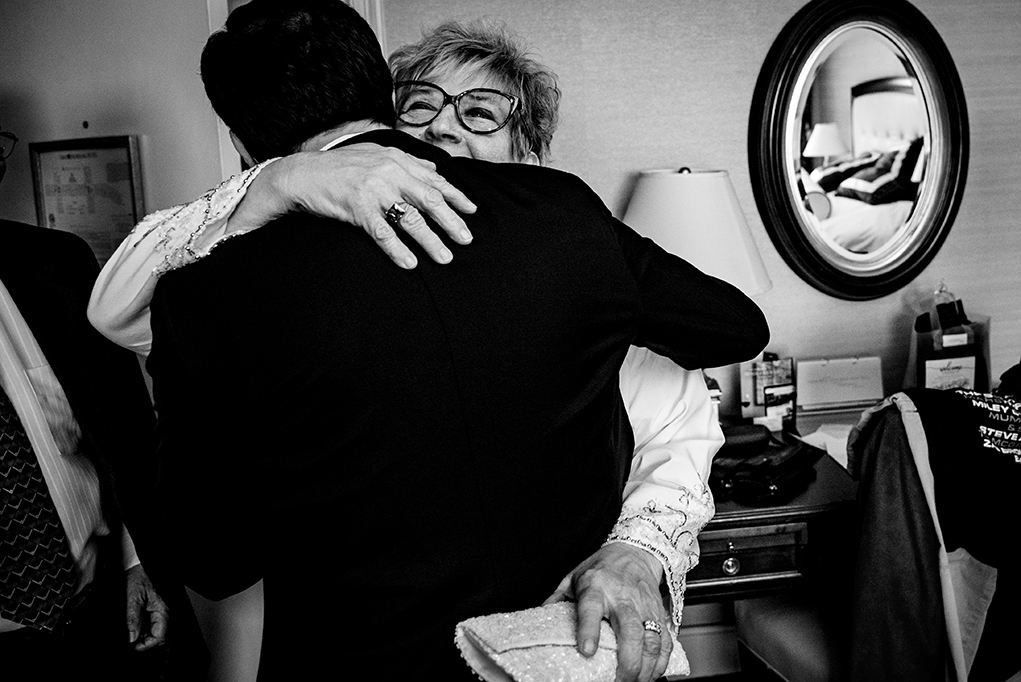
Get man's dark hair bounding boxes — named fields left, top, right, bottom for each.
left=201, top=0, right=395, bottom=162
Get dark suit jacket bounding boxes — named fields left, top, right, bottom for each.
left=147, top=130, right=768, bottom=680
left=0, top=219, right=206, bottom=679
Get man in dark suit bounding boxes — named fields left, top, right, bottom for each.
left=0, top=133, right=206, bottom=679
left=145, top=2, right=768, bottom=680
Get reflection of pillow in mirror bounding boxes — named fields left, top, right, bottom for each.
left=804, top=191, right=831, bottom=219
left=835, top=137, right=924, bottom=205
left=801, top=167, right=823, bottom=195
left=809, top=152, right=882, bottom=192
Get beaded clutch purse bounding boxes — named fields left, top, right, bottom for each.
left=454, top=602, right=689, bottom=682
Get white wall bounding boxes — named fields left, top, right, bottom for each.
left=386, top=0, right=1021, bottom=405
left=0, top=0, right=224, bottom=225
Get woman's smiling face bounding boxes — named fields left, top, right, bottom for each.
left=395, top=64, right=537, bottom=165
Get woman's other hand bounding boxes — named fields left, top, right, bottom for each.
left=229, top=143, right=477, bottom=269
left=543, top=543, right=672, bottom=682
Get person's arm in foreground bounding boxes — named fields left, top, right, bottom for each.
left=612, top=215, right=769, bottom=371
left=546, top=348, right=723, bottom=682
left=88, top=144, right=476, bottom=354
left=543, top=187, right=766, bottom=682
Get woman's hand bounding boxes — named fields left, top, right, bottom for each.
left=544, top=543, right=672, bottom=682
left=229, top=143, right=477, bottom=269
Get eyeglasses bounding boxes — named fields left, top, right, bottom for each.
left=394, top=81, right=519, bottom=135
left=0, top=131, right=17, bottom=160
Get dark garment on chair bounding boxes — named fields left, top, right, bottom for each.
left=847, top=404, right=946, bottom=682
left=848, top=389, right=1021, bottom=682
left=146, top=130, right=767, bottom=681
left=905, top=388, right=1021, bottom=682
left=994, top=361, right=1021, bottom=398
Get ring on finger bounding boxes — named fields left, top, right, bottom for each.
left=642, top=619, right=662, bottom=635
left=384, top=201, right=410, bottom=227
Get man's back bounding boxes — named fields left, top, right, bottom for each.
left=148, top=131, right=766, bottom=679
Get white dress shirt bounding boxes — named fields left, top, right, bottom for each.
left=88, top=145, right=722, bottom=627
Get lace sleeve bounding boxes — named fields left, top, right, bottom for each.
left=608, top=347, right=723, bottom=629
left=88, top=161, right=273, bottom=354
left=143, top=161, right=271, bottom=275
left=604, top=484, right=714, bottom=630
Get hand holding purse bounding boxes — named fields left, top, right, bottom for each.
left=455, top=601, right=690, bottom=682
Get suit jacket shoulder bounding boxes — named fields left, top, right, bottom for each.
left=343, top=131, right=768, bottom=369
left=0, top=219, right=98, bottom=292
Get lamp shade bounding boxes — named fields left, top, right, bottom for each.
left=802, top=122, right=848, bottom=159
left=622, top=169, right=771, bottom=296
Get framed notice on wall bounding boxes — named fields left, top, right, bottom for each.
left=30, top=135, right=144, bottom=264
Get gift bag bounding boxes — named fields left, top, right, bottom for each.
left=905, top=313, right=990, bottom=392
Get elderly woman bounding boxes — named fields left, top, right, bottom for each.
left=90, top=20, right=721, bottom=682
left=389, top=21, right=558, bottom=165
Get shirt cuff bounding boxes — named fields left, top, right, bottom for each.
left=603, top=483, right=714, bottom=630
left=122, top=525, right=140, bottom=571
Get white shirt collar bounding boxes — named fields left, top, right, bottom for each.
left=319, top=131, right=370, bottom=152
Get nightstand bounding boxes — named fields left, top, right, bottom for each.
left=686, top=451, right=856, bottom=603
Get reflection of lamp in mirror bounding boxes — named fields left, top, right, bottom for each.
left=802, top=122, right=848, bottom=166
left=623, top=168, right=772, bottom=415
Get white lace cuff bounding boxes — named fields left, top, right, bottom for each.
left=603, top=483, right=714, bottom=630
left=132, top=159, right=275, bottom=277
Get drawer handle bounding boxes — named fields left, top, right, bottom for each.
left=722, top=556, right=741, bottom=576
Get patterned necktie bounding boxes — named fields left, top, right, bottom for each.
left=0, top=384, right=79, bottom=630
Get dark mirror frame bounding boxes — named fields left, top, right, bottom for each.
left=749, top=0, right=969, bottom=301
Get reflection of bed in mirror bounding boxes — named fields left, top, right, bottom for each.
left=803, top=76, right=927, bottom=253
left=808, top=193, right=913, bottom=253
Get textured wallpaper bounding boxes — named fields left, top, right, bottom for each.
left=385, top=0, right=1021, bottom=406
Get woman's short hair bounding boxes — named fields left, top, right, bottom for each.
left=389, top=20, right=561, bottom=164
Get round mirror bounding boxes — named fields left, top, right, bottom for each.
left=749, top=0, right=968, bottom=300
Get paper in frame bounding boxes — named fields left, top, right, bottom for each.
left=30, top=135, right=144, bottom=265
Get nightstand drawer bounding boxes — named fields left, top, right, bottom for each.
left=687, top=522, right=808, bottom=594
